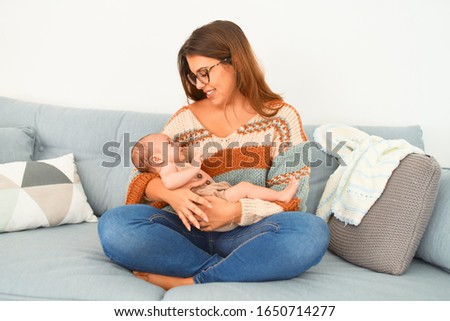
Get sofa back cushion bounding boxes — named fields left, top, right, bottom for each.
left=416, top=169, right=450, bottom=272
left=303, top=125, right=425, bottom=214
left=0, top=96, right=425, bottom=216
left=0, top=97, right=170, bottom=215
left=0, top=126, right=35, bottom=163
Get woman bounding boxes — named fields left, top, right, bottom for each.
left=98, top=20, right=329, bottom=291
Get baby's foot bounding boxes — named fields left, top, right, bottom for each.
left=279, top=178, right=299, bottom=203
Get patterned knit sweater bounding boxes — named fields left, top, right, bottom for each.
left=126, top=101, right=311, bottom=226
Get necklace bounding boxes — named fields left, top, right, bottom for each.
left=223, top=103, right=240, bottom=129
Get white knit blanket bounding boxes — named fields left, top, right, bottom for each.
left=314, top=124, right=424, bottom=226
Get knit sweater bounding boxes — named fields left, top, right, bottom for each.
left=126, top=101, right=311, bottom=226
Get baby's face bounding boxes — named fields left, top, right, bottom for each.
left=146, top=134, right=185, bottom=165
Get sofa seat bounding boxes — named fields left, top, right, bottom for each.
left=1, top=222, right=448, bottom=301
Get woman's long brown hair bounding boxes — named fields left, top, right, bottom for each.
left=177, top=20, right=282, bottom=117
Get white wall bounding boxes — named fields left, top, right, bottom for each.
left=1, top=0, right=449, bottom=166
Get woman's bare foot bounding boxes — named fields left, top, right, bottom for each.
left=133, top=271, right=194, bottom=291
left=279, top=178, right=299, bottom=203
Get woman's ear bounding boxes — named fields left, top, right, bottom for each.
left=229, top=56, right=238, bottom=69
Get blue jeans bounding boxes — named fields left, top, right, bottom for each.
left=97, top=204, right=329, bottom=284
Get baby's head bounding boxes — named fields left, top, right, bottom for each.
left=131, top=133, right=172, bottom=173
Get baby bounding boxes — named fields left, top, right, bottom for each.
left=131, top=133, right=298, bottom=231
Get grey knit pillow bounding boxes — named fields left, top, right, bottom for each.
left=328, top=153, right=441, bottom=275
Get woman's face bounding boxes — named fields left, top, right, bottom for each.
left=186, top=55, right=237, bottom=107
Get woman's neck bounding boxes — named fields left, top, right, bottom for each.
left=222, top=102, right=254, bottom=130
left=189, top=95, right=257, bottom=138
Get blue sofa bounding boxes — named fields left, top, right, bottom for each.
left=1, top=96, right=449, bottom=300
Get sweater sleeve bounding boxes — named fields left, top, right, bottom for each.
left=125, top=168, right=153, bottom=204
left=238, top=142, right=311, bottom=225
left=237, top=104, right=311, bottom=226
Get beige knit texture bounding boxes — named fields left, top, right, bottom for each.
left=239, top=198, right=284, bottom=226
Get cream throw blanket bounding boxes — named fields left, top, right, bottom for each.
left=314, top=124, right=424, bottom=226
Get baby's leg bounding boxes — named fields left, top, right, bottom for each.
left=224, top=179, right=298, bottom=204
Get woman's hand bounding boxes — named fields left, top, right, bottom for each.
left=166, top=187, right=212, bottom=231
left=146, top=177, right=211, bottom=231
left=196, top=196, right=242, bottom=232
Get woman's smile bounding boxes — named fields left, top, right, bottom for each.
left=205, top=89, right=215, bottom=98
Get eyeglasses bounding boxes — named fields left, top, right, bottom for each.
left=187, top=58, right=229, bottom=86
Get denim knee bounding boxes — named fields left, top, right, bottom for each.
left=272, top=212, right=329, bottom=277
left=97, top=206, right=127, bottom=256
left=97, top=205, right=152, bottom=257
left=297, top=213, right=330, bottom=261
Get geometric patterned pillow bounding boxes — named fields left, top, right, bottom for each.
left=0, top=154, right=97, bottom=233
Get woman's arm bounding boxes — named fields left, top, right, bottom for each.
left=147, top=176, right=212, bottom=231
left=234, top=104, right=311, bottom=226
left=196, top=197, right=242, bottom=232
left=236, top=142, right=310, bottom=226
left=124, top=170, right=210, bottom=231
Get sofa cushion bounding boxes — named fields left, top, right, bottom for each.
left=164, top=251, right=450, bottom=300
left=416, top=169, right=450, bottom=272
left=0, top=96, right=172, bottom=215
left=0, top=153, right=97, bottom=232
left=0, top=223, right=165, bottom=300
left=0, top=222, right=449, bottom=300
left=303, top=125, right=425, bottom=214
left=0, top=96, right=426, bottom=217
left=327, top=153, right=440, bottom=275
left=0, top=126, right=35, bottom=163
